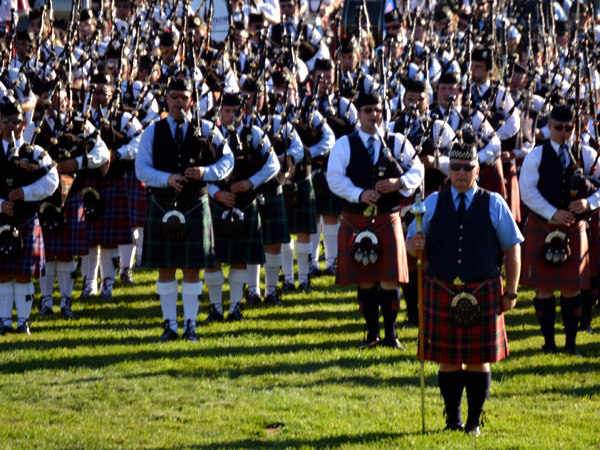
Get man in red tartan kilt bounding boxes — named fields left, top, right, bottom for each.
left=327, top=91, right=424, bottom=349
left=0, top=95, right=59, bottom=335
left=406, top=140, right=523, bottom=436
left=520, top=103, right=600, bottom=356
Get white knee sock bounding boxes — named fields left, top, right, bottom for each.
left=264, top=252, right=283, bottom=296
left=247, top=264, right=261, bottom=296
left=228, top=268, right=247, bottom=312
left=119, top=242, right=136, bottom=270
left=40, top=260, right=56, bottom=299
left=81, top=247, right=100, bottom=293
left=310, top=228, right=321, bottom=265
left=14, top=282, right=35, bottom=327
left=0, top=281, right=14, bottom=327
left=156, top=280, right=179, bottom=331
left=134, top=227, right=143, bottom=262
left=99, top=247, right=120, bottom=292
left=204, top=270, right=224, bottom=314
left=295, top=241, right=312, bottom=284
left=181, top=281, right=202, bottom=324
left=282, top=241, right=295, bottom=283
left=323, top=222, right=340, bottom=268
left=57, top=260, right=77, bottom=306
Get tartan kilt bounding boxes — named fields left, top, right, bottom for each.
left=503, top=160, right=521, bottom=223
left=521, top=215, right=590, bottom=291
left=336, top=211, right=409, bottom=285
left=315, top=183, right=343, bottom=216
left=587, top=211, right=600, bottom=273
left=86, top=176, right=133, bottom=247
left=0, top=213, right=45, bottom=279
left=259, top=187, right=291, bottom=245
left=288, top=178, right=318, bottom=234
left=211, top=199, right=266, bottom=265
left=422, top=275, right=508, bottom=365
left=142, top=194, right=215, bottom=269
left=42, top=192, right=89, bottom=260
left=125, top=169, right=148, bottom=228
left=479, top=161, right=506, bottom=198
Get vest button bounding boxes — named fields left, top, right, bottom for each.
left=459, top=248, right=462, bottom=252
left=459, top=237, right=463, bottom=241
left=458, top=260, right=462, bottom=264
left=459, top=225, right=463, bottom=229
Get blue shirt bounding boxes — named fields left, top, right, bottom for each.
left=407, top=185, right=524, bottom=251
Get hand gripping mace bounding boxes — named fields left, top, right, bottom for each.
left=410, top=191, right=427, bottom=434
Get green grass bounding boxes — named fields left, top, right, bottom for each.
left=1, top=265, right=599, bottom=449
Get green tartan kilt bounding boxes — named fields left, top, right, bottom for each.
left=287, top=177, right=318, bottom=234
left=142, top=194, right=216, bottom=269
left=259, top=187, right=291, bottom=245
left=211, top=199, right=266, bottom=265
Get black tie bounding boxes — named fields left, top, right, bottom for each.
left=174, top=119, right=184, bottom=148
left=457, top=193, right=467, bottom=219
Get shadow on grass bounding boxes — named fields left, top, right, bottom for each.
left=154, top=430, right=428, bottom=450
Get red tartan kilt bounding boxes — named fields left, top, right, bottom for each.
left=504, top=170, right=521, bottom=223
left=422, top=275, right=508, bottom=364
left=125, top=169, right=148, bottom=228
left=336, top=211, right=408, bottom=285
left=521, top=215, right=590, bottom=291
left=479, top=161, right=506, bottom=198
left=0, top=214, right=45, bottom=279
left=86, top=176, right=133, bottom=247
left=42, top=193, right=89, bottom=260
left=587, top=211, right=600, bottom=273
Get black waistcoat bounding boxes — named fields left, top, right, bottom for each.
left=343, top=131, right=404, bottom=213
left=152, top=119, right=221, bottom=201
left=426, top=188, right=501, bottom=282
left=537, top=142, right=575, bottom=210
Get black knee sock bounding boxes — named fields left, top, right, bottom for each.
left=534, top=297, right=556, bottom=348
left=560, top=294, right=582, bottom=349
left=379, top=288, right=399, bottom=340
left=402, top=270, right=419, bottom=324
left=358, top=286, right=380, bottom=341
left=438, top=370, right=465, bottom=428
left=465, top=371, right=491, bottom=430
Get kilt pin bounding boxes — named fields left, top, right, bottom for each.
left=336, top=211, right=409, bottom=285
left=0, top=213, right=45, bottom=279
left=520, top=214, right=590, bottom=291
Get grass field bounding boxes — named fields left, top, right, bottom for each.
left=1, top=263, right=599, bottom=450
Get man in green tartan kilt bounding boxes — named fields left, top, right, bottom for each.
left=406, top=141, right=523, bottom=436
left=203, top=92, right=279, bottom=322
left=135, top=77, right=233, bottom=342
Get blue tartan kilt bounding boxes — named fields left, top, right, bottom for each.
left=422, top=275, right=508, bottom=365
left=85, top=176, right=133, bottom=247
left=0, top=213, right=45, bottom=279
left=142, top=194, right=216, bottom=269
left=287, top=177, right=318, bottom=234
left=211, top=199, right=265, bottom=265
left=259, top=187, right=291, bottom=245
left=42, top=192, right=89, bottom=260
left=125, top=169, right=148, bottom=228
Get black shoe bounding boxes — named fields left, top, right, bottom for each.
left=308, top=264, right=321, bottom=279
left=323, top=265, right=336, bottom=277
left=16, top=319, right=31, bottom=335
left=38, top=304, right=54, bottom=316
left=405, top=317, right=419, bottom=328
left=541, top=344, right=558, bottom=354
left=565, top=345, right=582, bottom=356
left=228, top=303, right=244, bottom=321
left=264, top=291, right=284, bottom=306
left=245, top=292, right=262, bottom=307
left=100, top=278, right=113, bottom=299
left=203, top=305, right=224, bottom=324
left=465, top=425, right=481, bottom=437
left=182, top=319, right=199, bottom=341
left=444, top=423, right=465, bottom=432
left=359, top=336, right=381, bottom=349
left=120, top=268, right=134, bottom=285
left=281, top=280, right=295, bottom=293
left=298, top=279, right=312, bottom=293
left=0, top=323, right=11, bottom=335
left=381, top=336, right=406, bottom=350
left=159, top=320, right=178, bottom=342
left=60, top=297, right=78, bottom=319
